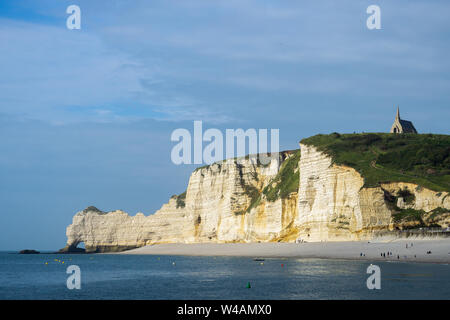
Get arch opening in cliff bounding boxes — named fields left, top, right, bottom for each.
left=64, top=241, right=86, bottom=253
left=76, top=241, right=85, bottom=249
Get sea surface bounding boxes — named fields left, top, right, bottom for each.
left=0, top=252, right=449, bottom=299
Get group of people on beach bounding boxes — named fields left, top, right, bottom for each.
left=359, top=242, right=428, bottom=260
left=379, top=242, right=423, bottom=259
left=379, top=252, right=405, bottom=259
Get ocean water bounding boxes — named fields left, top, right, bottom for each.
left=0, top=252, right=449, bottom=300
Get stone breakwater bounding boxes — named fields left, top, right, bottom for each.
left=61, top=146, right=449, bottom=253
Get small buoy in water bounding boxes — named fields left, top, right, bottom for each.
left=246, top=282, right=251, bottom=289
left=45, top=262, right=48, bottom=265
left=62, top=261, right=65, bottom=264
left=172, top=262, right=176, bottom=266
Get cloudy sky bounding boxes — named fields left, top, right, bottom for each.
left=1, top=0, right=449, bottom=250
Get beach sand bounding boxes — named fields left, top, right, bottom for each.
left=120, top=239, right=450, bottom=263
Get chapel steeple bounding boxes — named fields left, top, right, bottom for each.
left=390, top=106, right=417, bottom=134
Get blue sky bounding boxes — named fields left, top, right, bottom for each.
left=0, top=0, right=449, bottom=250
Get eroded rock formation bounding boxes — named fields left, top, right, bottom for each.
left=62, top=152, right=300, bottom=252
left=62, top=144, right=449, bottom=253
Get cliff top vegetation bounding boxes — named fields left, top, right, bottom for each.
left=301, top=133, right=450, bottom=192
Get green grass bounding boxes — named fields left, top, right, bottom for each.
left=262, top=150, right=301, bottom=202
left=301, top=133, right=450, bottom=192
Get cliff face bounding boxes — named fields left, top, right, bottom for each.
left=62, top=136, right=450, bottom=252
left=297, top=143, right=369, bottom=241
left=296, top=144, right=449, bottom=242
left=184, top=154, right=299, bottom=243
left=62, top=152, right=300, bottom=252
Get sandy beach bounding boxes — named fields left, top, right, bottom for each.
left=120, top=240, right=450, bottom=264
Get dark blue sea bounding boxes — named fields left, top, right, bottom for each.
left=0, top=252, right=449, bottom=299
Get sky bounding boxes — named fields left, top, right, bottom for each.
left=0, top=0, right=449, bottom=250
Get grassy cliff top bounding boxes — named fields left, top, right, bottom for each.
left=301, top=133, right=450, bottom=192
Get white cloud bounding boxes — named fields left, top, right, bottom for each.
left=1, top=1, right=449, bottom=125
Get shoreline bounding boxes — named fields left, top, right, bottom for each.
left=118, top=239, right=450, bottom=264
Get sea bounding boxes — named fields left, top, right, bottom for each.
left=0, top=252, right=449, bottom=300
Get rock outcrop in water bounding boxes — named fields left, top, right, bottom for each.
left=61, top=134, right=450, bottom=253
left=19, top=249, right=40, bottom=254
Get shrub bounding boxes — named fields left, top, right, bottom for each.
left=397, top=187, right=415, bottom=204
left=392, top=208, right=425, bottom=223
left=176, top=191, right=186, bottom=208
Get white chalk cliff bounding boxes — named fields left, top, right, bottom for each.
left=296, top=144, right=449, bottom=242
left=62, top=144, right=449, bottom=253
